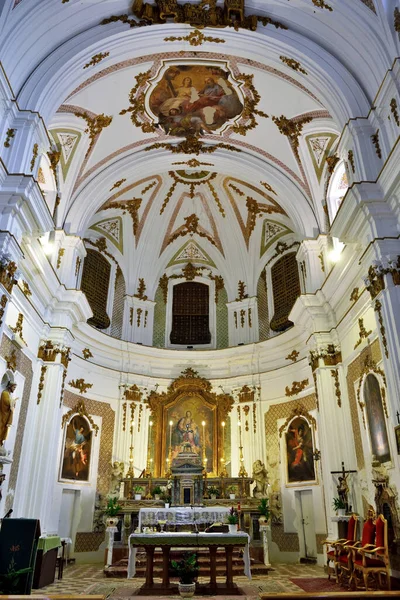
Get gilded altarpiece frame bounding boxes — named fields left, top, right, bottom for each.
left=147, top=369, right=234, bottom=477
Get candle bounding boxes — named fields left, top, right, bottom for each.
left=169, top=420, right=173, bottom=448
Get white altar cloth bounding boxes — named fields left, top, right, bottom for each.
left=128, top=531, right=251, bottom=579
left=138, top=506, right=230, bottom=530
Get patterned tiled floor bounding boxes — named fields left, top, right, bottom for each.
left=33, top=562, right=327, bottom=598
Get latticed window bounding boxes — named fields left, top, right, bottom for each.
left=270, top=252, right=300, bottom=332
left=81, top=249, right=111, bottom=329
left=170, top=282, right=211, bottom=345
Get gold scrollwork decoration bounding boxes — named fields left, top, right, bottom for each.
left=57, top=248, right=65, bottom=269
left=325, top=154, right=339, bottom=174
left=371, top=129, right=382, bottom=159
left=330, top=369, right=341, bottom=408
left=286, top=350, right=299, bottom=362
left=374, top=299, right=389, bottom=358
left=272, top=114, right=313, bottom=159
left=4, top=128, right=15, bottom=148
left=159, top=274, right=169, bottom=303
left=356, top=355, right=387, bottom=404
left=350, top=287, right=360, bottom=303
left=285, top=379, right=309, bottom=398
left=164, top=29, right=225, bottom=46
left=30, top=143, right=39, bottom=171
left=348, top=149, right=355, bottom=173
left=61, top=399, right=99, bottom=436
left=10, top=313, right=25, bottom=341
left=124, top=384, right=143, bottom=402
left=37, top=365, right=48, bottom=405
left=20, top=280, right=32, bottom=297
left=0, top=294, right=8, bottom=327
left=68, top=378, right=93, bottom=395
left=82, top=348, right=93, bottom=360
left=238, top=385, right=255, bottom=404
left=390, top=98, right=400, bottom=126
left=84, top=52, right=110, bottom=69
left=122, top=402, right=127, bottom=432
left=354, top=318, right=372, bottom=350
left=279, top=56, right=308, bottom=74
left=76, top=111, right=113, bottom=150
left=145, top=135, right=241, bottom=156
left=110, top=178, right=127, bottom=191
left=312, top=371, right=319, bottom=411
left=134, top=278, right=148, bottom=300
left=236, top=281, right=248, bottom=301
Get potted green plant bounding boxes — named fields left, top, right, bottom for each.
left=333, top=497, right=346, bottom=516
left=134, top=485, right=144, bottom=500
left=104, top=496, right=122, bottom=527
left=171, top=552, right=198, bottom=598
left=152, top=485, right=162, bottom=500
left=257, top=497, right=270, bottom=524
left=208, top=485, right=219, bottom=500
left=226, top=506, right=239, bottom=533
left=226, top=485, right=236, bottom=500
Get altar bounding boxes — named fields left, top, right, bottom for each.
left=138, top=506, right=230, bottom=530
left=128, top=531, right=251, bottom=594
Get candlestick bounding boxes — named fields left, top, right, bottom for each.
left=238, top=420, right=248, bottom=477
left=220, top=420, right=228, bottom=477
left=146, top=420, right=153, bottom=476
left=126, top=419, right=135, bottom=478
left=201, top=421, right=207, bottom=470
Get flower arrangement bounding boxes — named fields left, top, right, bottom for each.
left=226, top=507, right=239, bottom=525
left=105, top=496, right=122, bottom=516
left=257, top=497, right=270, bottom=521
left=332, top=497, right=346, bottom=511
left=208, top=485, right=219, bottom=498
left=152, top=485, right=162, bottom=497
left=160, top=480, right=172, bottom=501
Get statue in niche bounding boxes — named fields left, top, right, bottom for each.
left=252, top=459, right=269, bottom=498
left=109, top=461, right=125, bottom=495
left=0, top=381, right=17, bottom=447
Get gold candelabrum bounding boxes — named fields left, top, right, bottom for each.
left=165, top=419, right=173, bottom=478
left=219, top=420, right=229, bottom=478
left=238, top=420, right=248, bottom=477
left=145, top=419, right=153, bottom=477
left=126, top=419, right=135, bottom=478
left=201, top=420, right=208, bottom=472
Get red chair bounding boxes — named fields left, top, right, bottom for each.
left=352, top=514, right=390, bottom=590
left=323, top=514, right=358, bottom=582
left=338, top=515, right=376, bottom=586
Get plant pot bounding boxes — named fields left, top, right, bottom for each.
left=178, top=582, right=196, bottom=598
left=259, top=515, right=267, bottom=525
left=210, top=494, right=217, bottom=500
left=165, top=503, right=170, bottom=508
left=337, top=508, right=346, bottom=516
left=134, top=494, right=142, bottom=500
left=229, top=494, right=235, bottom=500
left=106, top=516, right=119, bottom=528
left=154, top=494, right=160, bottom=500
left=228, top=523, right=238, bottom=533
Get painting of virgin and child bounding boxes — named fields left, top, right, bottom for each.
left=149, top=64, right=244, bottom=136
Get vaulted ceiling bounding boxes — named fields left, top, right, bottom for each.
left=0, top=0, right=397, bottom=295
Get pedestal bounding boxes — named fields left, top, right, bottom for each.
left=259, top=524, right=271, bottom=568
left=106, top=526, right=118, bottom=567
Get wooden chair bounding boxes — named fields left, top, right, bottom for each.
left=339, top=515, right=376, bottom=587
left=323, top=514, right=358, bottom=582
left=352, top=514, right=390, bottom=591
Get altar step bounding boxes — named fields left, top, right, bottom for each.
left=104, top=548, right=270, bottom=578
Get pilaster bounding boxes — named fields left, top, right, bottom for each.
left=227, top=297, right=258, bottom=347
left=52, top=231, right=86, bottom=289
left=296, top=236, right=329, bottom=293
left=123, top=296, right=155, bottom=346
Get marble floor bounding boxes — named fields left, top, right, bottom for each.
left=32, top=562, right=331, bottom=598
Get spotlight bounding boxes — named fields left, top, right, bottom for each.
left=329, top=249, right=342, bottom=263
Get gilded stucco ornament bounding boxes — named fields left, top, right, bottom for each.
left=30, top=143, right=39, bottom=171
left=325, top=154, right=339, bottom=174
left=76, top=111, right=113, bottom=151
left=145, top=134, right=240, bottom=156
left=4, top=129, right=15, bottom=148
left=84, top=52, right=110, bottom=69
left=82, top=348, right=93, bottom=360
left=104, top=198, right=142, bottom=237
left=272, top=114, right=313, bottom=159
left=102, top=0, right=287, bottom=32
left=285, top=379, right=309, bottom=397
left=347, top=149, right=355, bottom=173
left=68, top=378, right=93, bottom=395
left=286, top=350, right=299, bottom=362
left=61, top=400, right=99, bottom=436
left=4, top=349, right=17, bottom=372
left=354, top=318, right=372, bottom=350
left=236, top=280, right=248, bottom=301
left=279, top=56, right=308, bottom=75
left=356, top=356, right=387, bottom=419
left=10, top=313, right=25, bottom=342
left=279, top=404, right=317, bottom=438
left=37, top=366, right=48, bottom=405
left=0, top=257, right=18, bottom=294
left=390, top=99, right=400, bottom=127
left=371, top=129, right=382, bottom=159
left=374, top=299, right=389, bottom=359
left=164, top=29, right=225, bottom=46
left=134, top=278, right=148, bottom=300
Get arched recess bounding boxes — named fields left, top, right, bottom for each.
left=361, top=373, right=391, bottom=464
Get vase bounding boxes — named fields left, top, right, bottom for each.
left=228, top=523, right=238, bottom=533
left=210, top=494, right=217, bottom=500
left=165, top=502, right=170, bottom=508
left=337, top=508, right=346, bottom=516
left=106, top=516, right=119, bottom=528
left=178, top=582, right=196, bottom=598
left=134, top=494, right=142, bottom=500
left=154, top=494, right=160, bottom=500
left=229, top=494, right=235, bottom=500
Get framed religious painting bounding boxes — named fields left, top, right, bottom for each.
left=285, top=416, right=317, bottom=486
left=59, top=414, right=93, bottom=483
left=394, top=425, right=400, bottom=455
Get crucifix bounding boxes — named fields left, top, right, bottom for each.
left=331, top=462, right=357, bottom=512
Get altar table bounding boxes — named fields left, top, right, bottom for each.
left=128, top=531, right=251, bottom=592
left=138, top=506, right=229, bottom=530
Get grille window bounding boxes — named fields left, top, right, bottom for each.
left=270, top=252, right=300, bottom=332
left=81, top=249, right=111, bottom=329
left=170, top=282, right=211, bottom=345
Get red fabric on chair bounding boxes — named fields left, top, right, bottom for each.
left=347, top=516, right=356, bottom=541
left=376, top=516, right=385, bottom=548
left=361, top=518, right=375, bottom=546
left=354, top=556, right=385, bottom=568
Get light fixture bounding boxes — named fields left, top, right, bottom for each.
left=329, top=249, right=342, bottom=263
left=40, top=230, right=56, bottom=256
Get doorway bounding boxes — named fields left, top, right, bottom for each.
left=295, top=490, right=317, bottom=561
left=58, top=489, right=80, bottom=539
